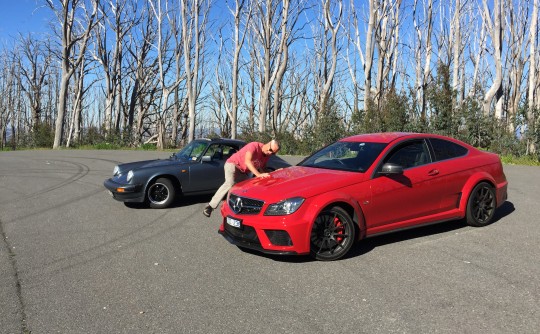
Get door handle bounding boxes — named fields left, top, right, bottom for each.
left=428, top=169, right=439, bottom=176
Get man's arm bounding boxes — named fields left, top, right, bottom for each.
left=244, top=151, right=270, bottom=178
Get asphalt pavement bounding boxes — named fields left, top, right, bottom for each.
left=0, top=149, right=539, bottom=333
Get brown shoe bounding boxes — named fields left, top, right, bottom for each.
left=203, top=205, right=213, bottom=217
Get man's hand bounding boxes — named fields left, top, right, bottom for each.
left=257, top=172, right=271, bottom=178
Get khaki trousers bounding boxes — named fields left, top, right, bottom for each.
left=209, top=162, right=250, bottom=209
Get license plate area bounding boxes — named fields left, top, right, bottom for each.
left=226, top=216, right=242, bottom=229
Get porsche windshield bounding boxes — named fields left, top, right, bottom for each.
left=299, top=141, right=387, bottom=172
left=175, top=141, right=209, bottom=161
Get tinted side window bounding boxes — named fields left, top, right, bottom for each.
left=429, top=138, right=468, bottom=161
left=384, top=140, right=430, bottom=169
left=206, top=144, right=239, bottom=161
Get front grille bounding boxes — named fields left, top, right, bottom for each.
left=224, top=223, right=260, bottom=244
left=228, top=193, right=264, bottom=215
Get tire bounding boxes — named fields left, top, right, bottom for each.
left=465, top=182, right=496, bottom=227
left=310, top=206, right=356, bottom=261
left=147, top=177, right=176, bottom=209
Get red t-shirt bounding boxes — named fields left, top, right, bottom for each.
left=227, top=142, right=270, bottom=173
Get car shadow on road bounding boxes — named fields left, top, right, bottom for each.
left=345, top=201, right=515, bottom=260
left=251, top=201, right=516, bottom=263
left=123, top=194, right=214, bottom=209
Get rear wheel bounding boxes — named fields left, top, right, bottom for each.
left=465, top=182, right=496, bottom=227
left=310, top=206, right=356, bottom=261
left=147, top=178, right=176, bottom=209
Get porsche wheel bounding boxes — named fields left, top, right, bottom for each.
left=466, top=182, right=496, bottom=227
left=310, top=206, right=356, bottom=261
left=147, top=178, right=175, bottom=209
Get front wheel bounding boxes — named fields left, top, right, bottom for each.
left=147, top=178, right=176, bottom=209
left=465, top=182, right=496, bottom=227
left=310, top=206, right=356, bottom=261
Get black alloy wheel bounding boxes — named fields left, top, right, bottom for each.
left=310, top=206, right=356, bottom=261
left=466, top=182, right=496, bottom=227
left=147, top=177, right=176, bottom=209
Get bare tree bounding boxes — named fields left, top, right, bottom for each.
left=528, top=0, right=539, bottom=154
left=413, top=0, right=433, bottom=122
left=505, top=0, right=529, bottom=133
left=149, top=0, right=185, bottom=149
left=47, top=0, right=99, bottom=149
left=0, top=50, right=15, bottom=148
left=94, top=0, right=136, bottom=135
left=18, top=35, right=52, bottom=130
left=466, top=2, right=487, bottom=100
left=374, top=0, right=401, bottom=107
left=182, top=0, right=211, bottom=143
left=277, top=55, right=311, bottom=134
left=250, top=0, right=301, bottom=134
left=482, top=0, right=504, bottom=118
left=124, top=3, right=158, bottom=146
left=316, top=0, right=342, bottom=121
left=348, top=0, right=377, bottom=112
left=66, top=55, right=90, bottom=147
left=215, top=0, right=252, bottom=139
left=451, top=0, right=462, bottom=106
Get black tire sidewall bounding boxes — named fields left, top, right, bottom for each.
left=311, top=206, right=356, bottom=261
left=148, top=178, right=175, bottom=209
left=466, top=182, right=496, bottom=227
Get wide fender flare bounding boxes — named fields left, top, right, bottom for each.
left=302, top=190, right=366, bottom=239
left=458, top=172, right=496, bottom=212
left=143, top=170, right=183, bottom=193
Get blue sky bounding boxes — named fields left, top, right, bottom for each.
left=0, top=0, right=51, bottom=43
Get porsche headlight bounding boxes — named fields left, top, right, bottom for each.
left=264, top=197, right=305, bottom=216
left=126, top=170, right=134, bottom=182
left=113, top=165, right=120, bottom=176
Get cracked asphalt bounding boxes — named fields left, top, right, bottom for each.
left=1, top=150, right=539, bottom=333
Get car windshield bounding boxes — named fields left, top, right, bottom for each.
left=174, top=141, right=209, bottom=161
left=299, top=141, right=387, bottom=172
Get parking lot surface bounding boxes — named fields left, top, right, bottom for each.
left=1, top=150, right=539, bottom=333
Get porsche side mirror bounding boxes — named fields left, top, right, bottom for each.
left=380, top=163, right=404, bottom=175
left=201, top=155, right=212, bottom=162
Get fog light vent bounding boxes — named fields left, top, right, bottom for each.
left=265, top=230, right=293, bottom=246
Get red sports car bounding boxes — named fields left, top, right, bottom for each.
left=219, top=133, right=508, bottom=261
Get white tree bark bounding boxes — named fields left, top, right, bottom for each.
left=182, top=0, right=209, bottom=143
left=482, top=0, right=504, bottom=118
left=48, top=0, right=98, bottom=149
left=413, top=0, right=433, bottom=121
left=317, top=0, right=342, bottom=121
left=467, top=4, right=487, bottom=100
left=451, top=0, right=461, bottom=106
left=18, top=36, right=52, bottom=129
left=364, top=0, right=377, bottom=112
left=528, top=0, right=539, bottom=153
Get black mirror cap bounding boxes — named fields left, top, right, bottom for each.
left=380, top=163, right=404, bottom=175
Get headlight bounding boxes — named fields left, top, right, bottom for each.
left=126, top=170, right=134, bottom=182
left=113, top=165, right=120, bottom=176
left=264, top=197, right=305, bottom=216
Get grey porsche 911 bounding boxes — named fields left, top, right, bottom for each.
left=104, top=138, right=289, bottom=209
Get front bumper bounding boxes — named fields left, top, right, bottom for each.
left=103, top=178, right=145, bottom=202
left=218, top=225, right=299, bottom=255
left=219, top=204, right=313, bottom=256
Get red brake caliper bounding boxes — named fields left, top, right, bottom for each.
left=334, top=217, right=343, bottom=243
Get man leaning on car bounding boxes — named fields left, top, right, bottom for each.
left=203, top=139, right=280, bottom=217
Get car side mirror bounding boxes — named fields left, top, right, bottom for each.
left=379, top=163, right=404, bottom=175
left=201, top=155, right=212, bottom=162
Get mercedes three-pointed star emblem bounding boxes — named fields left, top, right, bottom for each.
left=232, top=197, right=243, bottom=213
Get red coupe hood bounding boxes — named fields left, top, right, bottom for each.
left=230, top=166, right=369, bottom=202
